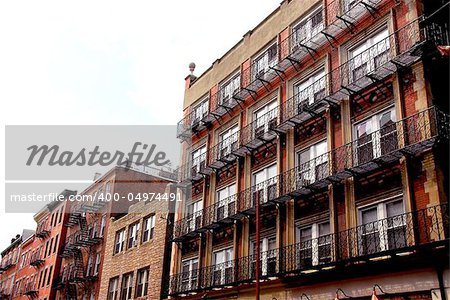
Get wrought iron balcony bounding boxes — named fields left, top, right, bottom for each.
left=67, top=263, right=86, bottom=284
left=177, top=153, right=209, bottom=184
left=168, top=204, right=448, bottom=296
left=177, top=104, right=213, bottom=139
left=278, top=106, right=448, bottom=199
left=172, top=210, right=205, bottom=242
left=0, top=258, right=16, bottom=271
left=61, top=229, right=102, bottom=256
left=29, top=250, right=44, bottom=267
left=0, top=288, right=10, bottom=297
left=209, top=86, right=243, bottom=120
left=240, top=106, right=280, bottom=150
left=36, top=219, right=51, bottom=238
left=206, top=131, right=241, bottom=172
left=23, top=282, right=38, bottom=296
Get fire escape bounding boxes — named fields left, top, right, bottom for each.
left=60, top=199, right=106, bottom=299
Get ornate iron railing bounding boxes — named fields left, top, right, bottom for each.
left=169, top=204, right=448, bottom=295
left=240, top=106, right=280, bottom=148
left=207, top=131, right=240, bottom=170
left=177, top=151, right=209, bottom=183
left=173, top=210, right=204, bottom=241
left=23, top=281, right=38, bottom=295
left=36, top=218, right=51, bottom=238
left=29, top=249, right=45, bottom=267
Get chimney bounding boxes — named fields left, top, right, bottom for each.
left=93, top=172, right=102, bottom=180
left=185, top=62, right=197, bottom=89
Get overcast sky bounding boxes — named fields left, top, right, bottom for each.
left=0, top=1, right=278, bottom=251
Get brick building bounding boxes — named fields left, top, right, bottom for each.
left=169, top=0, right=449, bottom=299
left=55, top=164, right=175, bottom=300
left=0, top=230, right=34, bottom=300
left=97, top=183, right=175, bottom=300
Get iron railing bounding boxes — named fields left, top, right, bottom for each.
left=29, top=249, right=45, bottom=267
left=207, top=131, right=241, bottom=171
left=36, top=218, right=50, bottom=238
left=62, top=228, right=103, bottom=256
left=169, top=204, right=448, bottom=295
left=176, top=0, right=400, bottom=139
left=23, top=281, right=38, bottom=296
left=172, top=107, right=448, bottom=239
left=177, top=152, right=209, bottom=183
left=240, top=106, right=280, bottom=149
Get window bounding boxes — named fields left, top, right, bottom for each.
left=251, top=236, right=277, bottom=276
left=252, top=164, right=277, bottom=204
left=216, top=184, right=236, bottom=221
left=219, top=73, right=240, bottom=105
left=254, top=100, right=278, bottom=138
left=57, top=207, right=63, bottom=224
left=135, top=267, right=149, bottom=298
left=48, top=238, right=54, bottom=257
left=86, top=255, right=93, bottom=277
left=108, top=277, right=119, bottom=300
left=100, top=215, right=106, bottom=237
left=105, top=182, right=112, bottom=195
left=354, top=107, right=396, bottom=165
left=41, top=268, right=48, bottom=288
left=349, top=28, right=390, bottom=83
left=342, top=0, right=359, bottom=13
left=127, top=223, right=140, bottom=249
left=142, top=215, right=156, bottom=242
left=192, top=98, right=209, bottom=126
left=212, top=247, right=234, bottom=285
left=181, top=258, right=198, bottom=291
left=120, top=273, right=133, bottom=300
left=219, top=125, right=239, bottom=159
left=358, top=198, right=406, bottom=255
left=94, top=253, right=101, bottom=275
left=292, top=7, right=324, bottom=51
left=185, top=200, right=203, bottom=233
left=296, top=221, right=332, bottom=267
left=114, top=229, right=126, bottom=254
left=53, top=234, right=59, bottom=253
left=44, top=241, right=49, bottom=258
left=46, top=266, right=53, bottom=286
left=252, top=43, right=278, bottom=80
left=191, top=145, right=207, bottom=177
left=50, top=213, right=55, bottom=228
left=294, top=69, right=326, bottom=108
left=297, top=140, right=329, bottom=185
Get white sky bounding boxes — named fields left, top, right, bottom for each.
left=0, top=1, right=279, bottom=251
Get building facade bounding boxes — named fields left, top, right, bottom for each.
left=97, top=183, right=175, bottom=300
left=169, top=0, right=450, bottom=299
left=55, top=164, right=174, bottom=300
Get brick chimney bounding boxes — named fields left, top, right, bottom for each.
left=185, top=62, right=197, bottom=89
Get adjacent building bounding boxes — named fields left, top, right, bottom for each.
left=98, top=183, right=176, bottom=300
left=55, top=164, right=175, bottom=300
left=169, top=0, right=449, bottom=299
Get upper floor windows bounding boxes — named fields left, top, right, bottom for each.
left=254, top=100, right=278, bottom=138
left=181, top=257, right=198, bottom=291
left=354, top=107, right=396, bottom=165
left=191, top=145, right=207, bottom=176
left=349, top=28, right=390, bottom=83
left=127, top=222, right=140, bottom=249
left=219, top=73, right=240, bottom=105
left=192, top=98, right=209, bottom=126
left=212, top=247, right=234, bottom=285
left=114, top=229, right=126, bottom=255
left=251, top=236, right=277, bottom=276
left=120, top=272, right=133, bottom=300
left=108, top=277, right=119, bottom=300
left=342, top=0, right=359, bottom=13
left=219, top=125, right=239, bottom=158
left=294, top=69, right=326, bottom=107
left=296, top=221, right=331, bottom=267
left=297, top=140, right=328, bottom=185
left=216, top=184, right=237, bottom=220
left=253, top=164, right=277, bottom=204
left=135, top=267, right=149, bottom=298
left=358, top=197, right=405, bottom=255
left=292, top=6, right=324, bottom=51
left=142, top=215, right=156, bottom=242
left=252, top=43, right=278, bottom=80
left=186, top=200, right=203, bottom=232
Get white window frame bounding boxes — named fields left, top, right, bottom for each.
left=291, top=6, right=324, bottom=51
left=250, top=235, right=277, bottom=276
left=252, top=43, right=278, bottom=80
left=349, top=27, right=390, bottom=83
left=296, top=140, right=328, bottom=185
left=219, top=73, right=240, bottom=105
left=186, top=200, right=203, bottom=232
left=136, top=267, right=149, bottom=297
left=353, top=106, right=396, bottom=164
left=142, top=215, right=156, bottom=242
left=127, top=222, right=140, bottom=249
left=114, top=229, right=125, bottom=254
left=358, top=196, right=405, bottom=253
left=212, top=247, right=234, bottom=285
left=216, top=184, right=237, bottom=220
left=294, top=69, right=326, bottom=106
left=94, top=253, right=101, bottom=275
left=296, top=221, right=331, bottom=266
left=252, top=164, right=278, bottom=204
left=191, top=145, right=207, bottom=175
left=192, top=98, right=209, bottom=126
left=219, top=125, right=239, bottom=158
left=181, top=258, right=199, bottom=291
left=254, top=100, right=278, bottom=137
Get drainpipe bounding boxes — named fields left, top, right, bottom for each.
left=255, top=194, right=261, bottom=300
left=436, top=265, right=447, bottom=300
